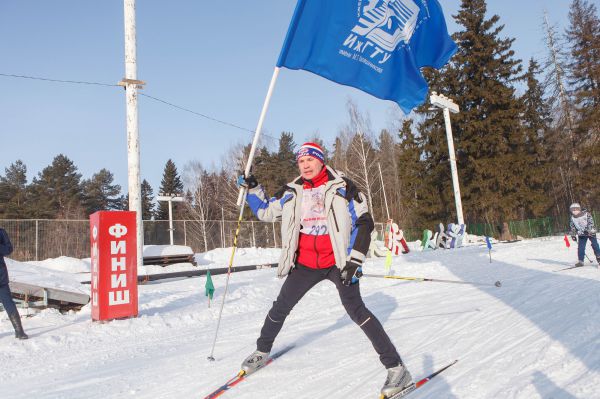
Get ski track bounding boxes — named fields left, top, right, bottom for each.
left=0, top=238, right=599, bottom=398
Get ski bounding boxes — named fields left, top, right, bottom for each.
left=380, top=359, right=458, bottom=399
left=203, top=345, right=295, bottom=399
left=554, top=264, right=585, bottom=272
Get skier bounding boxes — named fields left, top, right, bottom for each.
left=0, top=228, right=28, bottom=339
left=237, top=142, right=412, bottom=397
left=569, top=203, right=600, bottom=266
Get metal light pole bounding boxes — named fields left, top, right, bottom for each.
left=121, top=0, right=145, bottom=269
left=157, top=195, right=185, bottom=245
left=430, top=92, right=464, bottom=225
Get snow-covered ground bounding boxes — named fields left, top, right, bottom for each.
left=1, top=237, right=599, bottom=398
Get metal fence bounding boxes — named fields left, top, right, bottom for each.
left=466, top=212, right=600, bottom=239
left=0, top=219, right=289, bottom=262
left=2, top=213, right=597, bottom=262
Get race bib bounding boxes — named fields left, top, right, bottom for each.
left=300, top=186, right=328, bottom=236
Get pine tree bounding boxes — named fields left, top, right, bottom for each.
left=415, top=0, right=542, bottom=223
left=519, top=59, right=553, bottom=217
left=566, top=0, right=600, bottom=207
left=82, top=169, right=123, bottom=215
left=27, top=154, right=84, bottom=219
left=0, top=160, right=29, bottom=218
left=156, top=159, right=184, bottom=220
left=253, top=132, right=299, bottom=199
left=124, top=179, right=155, bottom=219
left=275, top=132, right=298, bottom=186
left=141, top=179, right=156, bottom=220
left=395, top=120, right=423, bottom=226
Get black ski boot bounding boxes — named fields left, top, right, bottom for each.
left=9, top=313, right=28, bottom=340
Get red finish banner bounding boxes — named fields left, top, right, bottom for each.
left=90, top=211, right=138, bottom=321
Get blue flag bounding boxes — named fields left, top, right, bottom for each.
left=277, top=0, right=457, bottom=113
left=485, top=236, right=492, bottom=250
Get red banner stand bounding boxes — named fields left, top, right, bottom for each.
left=90, top=211, right=138, bottom=321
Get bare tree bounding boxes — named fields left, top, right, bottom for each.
left=342, top=100, right=378, bottom=217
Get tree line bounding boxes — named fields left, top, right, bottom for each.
left=1, top=0, right=598, bottom=234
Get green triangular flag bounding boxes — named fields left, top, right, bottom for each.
left=205, top=269, right=215, bottom=300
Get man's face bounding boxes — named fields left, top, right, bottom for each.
left=297, top=156, right=323, bottom=180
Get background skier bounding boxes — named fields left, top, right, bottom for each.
left=0, top=227, right=28, bottom=339
left=237, top=142, right=412, bottom=398
left=569, top=203, right=600, bottom=266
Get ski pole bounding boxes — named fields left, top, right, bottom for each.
left=207, top=67, right=281, bottom=362
left=363, top=274, right=502, bottom=288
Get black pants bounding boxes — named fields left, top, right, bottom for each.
left=0, top=284, right=17, bottom=316
left=256, top=264, right=402, bottom=368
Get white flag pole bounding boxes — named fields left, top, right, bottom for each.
left=377, top=162, right=390, bottom=221
left=237, top=67, right=281, bottom=206
left=208, top=66, right=281, bottom=361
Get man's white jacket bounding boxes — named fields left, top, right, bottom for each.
left=246, top=166, right=374, bottom=278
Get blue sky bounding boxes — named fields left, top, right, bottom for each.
left=0, top=0, right=588, bottom=193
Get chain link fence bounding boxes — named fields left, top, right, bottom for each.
left=0, top=219, right=287, bottom=262
left=466, top=212, right=600, bottom=239
left=2, top=213, right=597, bottom=262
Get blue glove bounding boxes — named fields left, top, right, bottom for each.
left=237, top=174, right=258, bottom=189
left=341, top=261, right=363, bottom=286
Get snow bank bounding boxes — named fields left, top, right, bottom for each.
left=1, top=238, right=598, bottom=398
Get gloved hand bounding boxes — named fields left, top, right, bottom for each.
left=341, top=261, right=363, bottom=286
left=571, top=235, right=577, bottom=242
left=237, top=174, right=258, bottom=189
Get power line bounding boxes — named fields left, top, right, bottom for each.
left=139, top=93, right=253, bottom=134
left=0, top=72, right=280, bottom=143
left=0, top=72, right=118, bottom=87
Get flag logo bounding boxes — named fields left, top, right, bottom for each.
left=352, top=0, right=420, bottom=52
left=277, top=0, right=456, bottom=113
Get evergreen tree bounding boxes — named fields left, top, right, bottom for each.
left=566, top=0, right=600, bottom=206
left=275, top=132, right=298, bottom=186
left=27, top=154, right=84, bottom=219
left=415, top=0, right=543, bottom=223
left=141, top=179, right=156, bottom=220
left=395, top=120, right=423, bottom=225
left=253, top=133, right=299, bottom=199
left=82, top=169, right=122, bottom=215
left=122, top=179, right=156, bottom=220
left=156, top=159, right=184, bottom=220
left=519, top=59, right=554, bottom=217
left=0, top=160, right=29, bottom=218
left=329, top=136, right=348, bottom=173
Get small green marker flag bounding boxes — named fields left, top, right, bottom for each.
left=205, top=269, right=215, bottom=307
left=385, top=250, right=393, bottom=275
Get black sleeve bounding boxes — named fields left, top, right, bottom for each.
left=350, top=212, right=375, bottom=262
left=342, top=177, right=374, bottom=264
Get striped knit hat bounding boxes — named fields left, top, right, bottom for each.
left=295, top=142, right=325, bottom=164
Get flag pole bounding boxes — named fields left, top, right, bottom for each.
left=208, top=67, right=281, bottom=361
left=237, top=67, right=281, bottom=206
left=377, top=162, right=390, bottom=221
